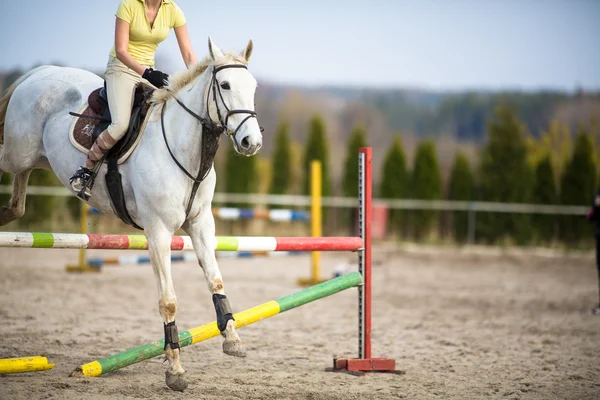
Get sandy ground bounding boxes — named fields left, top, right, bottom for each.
left=0, top=245, right=599, bottom=400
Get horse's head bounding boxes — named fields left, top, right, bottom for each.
left=207, top=38, right=262, bottom=157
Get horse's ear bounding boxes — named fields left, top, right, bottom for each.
left=208, top=37, right=224, bottom=60
left=240, top=40, right=253, bottom=63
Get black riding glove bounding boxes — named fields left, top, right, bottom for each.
left=142, top=68, right=169, bottom=88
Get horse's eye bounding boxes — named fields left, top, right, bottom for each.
left=220, top=82, right=230, bottom=90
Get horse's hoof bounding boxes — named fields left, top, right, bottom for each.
left=223, top=339, right=247, bottom=357
left=165, top=371, right=188, bottom=392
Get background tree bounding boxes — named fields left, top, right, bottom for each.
left=448, top=152, right=474, bottom=243
left=17, top=170, right=59, bottom=228
left=0, top=173, right=11, bottom=208
left=411, top=140, right=442, bottom=240
left=342, top=126, right=367, bottom=198
left=526, top=120, right=571, bottom=178
left=477, top=105, right=533, bottom=245
left=532, top=155, right=558, bottom=243
left=559, top=130, right=596, bottom=245
left=302, top=115, right=331, bottom=225
left=225, top=143, right=258, bottom=208
left=379, top=136, right=409, bottom=237
left=342, top=126, right=367, bottom=232
left=268, top=121, right=292, bottom=202
left=302, top=115, right=331, bottom=197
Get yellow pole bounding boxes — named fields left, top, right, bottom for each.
left=79, top=202, right=88, bottom=267
left=311, top=160, right=322, bottom=283
left=0, top=356, right=55, bottom=374
left=298, top=160, right=324, bottom=285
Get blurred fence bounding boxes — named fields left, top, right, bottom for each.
left=0, top=185, right=588, bottom=243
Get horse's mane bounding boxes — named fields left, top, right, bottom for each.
left=150, top=53, right=248, bottom=104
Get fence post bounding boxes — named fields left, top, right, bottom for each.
left=467, top=202, right=476, bottom=244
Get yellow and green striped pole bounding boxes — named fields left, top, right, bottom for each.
left=72, top=272, right=362, bottom=377
left=0, top=356, right=55, bottom=374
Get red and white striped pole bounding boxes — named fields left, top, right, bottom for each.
left=333, top=147, right=397, bottom=372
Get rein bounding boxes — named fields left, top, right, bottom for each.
left=161, top=63, right=260, bottom=217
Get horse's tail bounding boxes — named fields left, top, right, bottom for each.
left=0, top=66, right=52, bottom=147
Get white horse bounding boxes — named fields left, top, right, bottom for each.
left=0, top=38, right=262, bottom=391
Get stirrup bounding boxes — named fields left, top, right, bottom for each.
left=70, top=167, right=95, bottom=200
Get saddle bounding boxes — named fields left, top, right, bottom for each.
left=70, top=83, right=155, bottom=163
left=69, top=83, right=156, bottom=230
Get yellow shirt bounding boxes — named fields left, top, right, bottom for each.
left=109, top=0, right=186, bottom=67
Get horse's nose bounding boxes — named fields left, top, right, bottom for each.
left=241, top=136, right=250, bottom=150
left=239, top=133, right=262, bottom=155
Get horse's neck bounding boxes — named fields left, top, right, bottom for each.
left=161, top=71, right=212, bottom=166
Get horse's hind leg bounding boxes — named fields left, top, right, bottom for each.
left=0, top=169, right=32, bottom=225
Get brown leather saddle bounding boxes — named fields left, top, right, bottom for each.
left=71, top=83, right=155, bottom=160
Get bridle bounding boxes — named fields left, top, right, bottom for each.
left=161, top=63, right=262, bottom=216
left=208, top=64, right=262, bottom=142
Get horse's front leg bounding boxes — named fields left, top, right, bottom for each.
left=146, top=225, right=188, bottom=391
left=184, top=209, right=246, bottom=358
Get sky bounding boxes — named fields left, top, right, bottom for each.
left=0, top=0, right=598, bottom=90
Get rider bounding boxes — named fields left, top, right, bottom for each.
left=70, top=0, right=197, bottom=198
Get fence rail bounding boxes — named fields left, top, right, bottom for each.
left=0, top=185, right=588, bottom=215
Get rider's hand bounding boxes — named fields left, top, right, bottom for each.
left=142, top=68, right=170, bottom=88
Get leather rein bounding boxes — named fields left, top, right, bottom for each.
left=160, top=63, right=260, bottom=217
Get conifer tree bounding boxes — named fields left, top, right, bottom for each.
left=18, top=170, right=58, bottom=228
left=342, top=126, right=367, bottom=198
left=302, top=115, right=331, bottom=198
left=532, top=155, right=557, bottom=243
left=448, top=152, right=474, bottom=243
left=341, top=126, right=367, bottom=232
left=477, top=105, right=533, bottom=244
left=380, top=136, right=409, bottom=236
left=269, top=121, right=292, bottom=196
left=559, top=130, right=596, bottom=244
left=411, top=140, right=442, bottom=239
left=225, top=143, right=258, bottom=208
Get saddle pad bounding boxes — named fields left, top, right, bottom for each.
left=69, top=102, right=157, bottom=165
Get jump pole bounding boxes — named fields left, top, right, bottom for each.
left=212, top=208, right=309, bottom=222
left=332, top=147, right=397, bottom=372
left=71, top=272, right=363, bottom=377
left=0, top=356, right=55, bottom=374
left=0, top=233, right=362, bottom=251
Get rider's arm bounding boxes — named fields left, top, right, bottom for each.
left=114, top=17, right=147, bottom=76
left=174, top=24, right=198, bottom=68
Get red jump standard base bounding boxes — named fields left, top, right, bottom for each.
left=333, top=357, right=396, bottom=371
